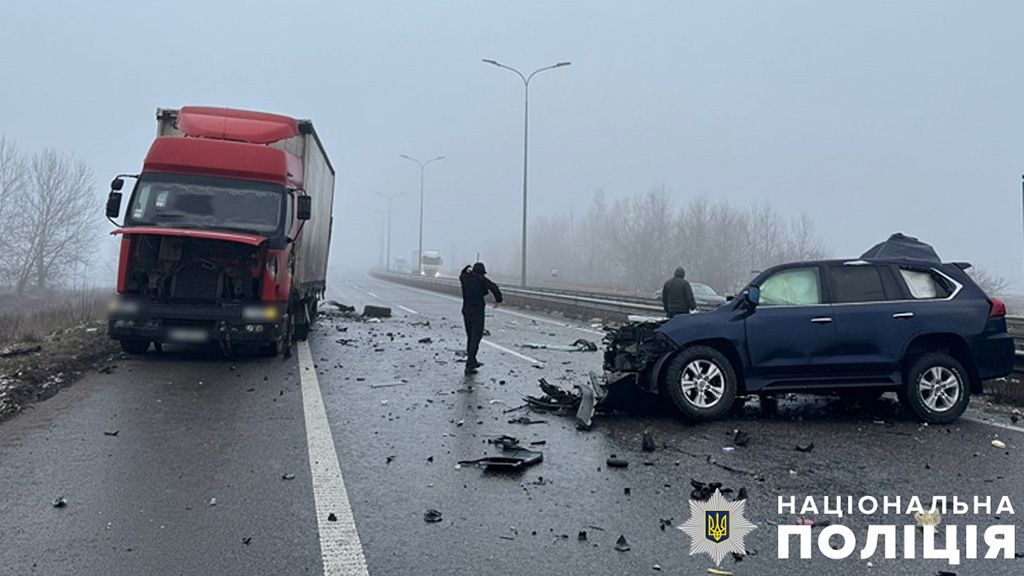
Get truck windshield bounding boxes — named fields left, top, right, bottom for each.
left=126, top=174, right=286, bottom=235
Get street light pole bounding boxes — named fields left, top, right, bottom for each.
left=400, top=154, right=446, bottom=275
left=483, top=58, right=571, bottom=287
left=377, top=191, right=404, bottom=271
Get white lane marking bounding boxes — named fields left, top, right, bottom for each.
left=366, top=291, right=379, bottom=299
left=364, top=276, right=603, bottom=335
left=297, top=341, right=370, bottom=576
left=398, top=305, right=419, bottom=315
left=482, top=339, right=545, bottom=366
left=964, top=415, right=1024, bottom=434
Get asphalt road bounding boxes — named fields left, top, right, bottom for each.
left=1, top=273, right=1022, bottom=575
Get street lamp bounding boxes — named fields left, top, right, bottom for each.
left=376, top=191, right=404, bottom=271
left=483, top=58, right=571, bottom=287
left=400, top=154, right=446, bottom=275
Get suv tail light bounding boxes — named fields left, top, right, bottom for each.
left=989, top=298, right=1007, bottom=318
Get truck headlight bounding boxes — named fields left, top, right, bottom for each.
left=242, top=306, right=280, bottom=321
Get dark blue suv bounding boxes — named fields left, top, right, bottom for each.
left=603, top=258, right=1014, bottom=423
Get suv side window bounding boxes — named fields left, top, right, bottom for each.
left=829, top=264, right=889, bottom=303
left=759, top=267, right=822, bottom=306
left=899, top=268, right=952, bottom=299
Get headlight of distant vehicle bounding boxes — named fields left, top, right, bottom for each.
left=242, top=306, right=280, bottom=322
left=434, top=271, right=441, bottom=278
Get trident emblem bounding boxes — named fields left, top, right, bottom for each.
left=705, top=511, right=729, bottom=542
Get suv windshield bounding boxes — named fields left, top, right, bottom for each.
left=126, top=173, right=286, bottom=235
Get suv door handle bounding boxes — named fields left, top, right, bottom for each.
left=810, top=317, right=833, bottom=324
left=892, top=312, right=914, bottom=319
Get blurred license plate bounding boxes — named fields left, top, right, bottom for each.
left=167, top=328, right=209, bottom=343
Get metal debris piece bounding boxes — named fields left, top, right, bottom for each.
left=795, top=442, right=815, bottom=453
left=424, top=508, right=443, bottom=523
left=458, top=448, right=543, bottom=470
left=706, top=569, right=733, bottom=576
left=614, top=534, right=631, bottom=552
left=606, top=456, right=629, bottom=468
left=328, top=513, right=338, bottom=522
left=363, top=305, right=392, bottom=318
left=520, top=339, right=597, bottom=352
left=282, top=473, right=296, bottom=480
left=487, top=435, right=521, bottom=449
left=576, top=374, right=598, bottom=430
left=418, top=337, right=433, bottom=344
left=369, top=381, right=408, bottom=389
left=242, top=537, right=252, bottom=545
left=642, top=430, right=657, bottom=452
left=321, top=300, right=355, bottom=313
left=103, top=430, right=119, bottom=437
left=577, top=530, right=587, bottom=541
left=733, top=430, right=750, bottom=447
left=52, top=496, right=67, bottom=508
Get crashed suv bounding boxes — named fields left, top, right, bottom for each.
left=604, top=258, right=1013, bottom=424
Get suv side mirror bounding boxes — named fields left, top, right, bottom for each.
left=297, top=195, right=312, bottom=220
left=746, top=286, right=761, bottom=307
left=106, top=191, right=123, bottom=218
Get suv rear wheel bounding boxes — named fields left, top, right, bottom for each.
left=663, top=346, right=737, bottom=421
left=901, top=352, right=969, bottom=424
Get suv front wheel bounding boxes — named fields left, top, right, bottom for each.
left=663, top=346, right=738, bottom=421
left=901, top=352, right=970, bottom=424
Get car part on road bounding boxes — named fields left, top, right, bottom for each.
left=642, top=430, right=656, bottom=452
left=458, top=447, right=543, bottom=470
left=606, top=456, right=628, bottom=468
left=732, top=430, right=750, bottom=447
left=52, top=496, right=67, bottom=508
left=614, top=534, right=631, bottom=552
left=320, top=300, right=355, bottom=313
left=362, top=305, right=392, bottom=318
left=424, top=509, right=443, bottom=523
left=486, top=435, right=521, bottom=450
left=507, top=416, right=547, bottom=425
left=795, top=442, right=815, bottom=453
left=520, top=338, right=598, bottom=352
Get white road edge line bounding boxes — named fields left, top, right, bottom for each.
left=482, top=339, right=544, bottom=366
left=297, top=341, right=370, bottom=576
left=964, top=415, right=1024, bottom=434
left=366, top=291, right=379, bottom=299
left=398, top=305, right=419, bottom=315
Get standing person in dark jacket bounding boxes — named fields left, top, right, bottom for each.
left=662, top=267, right=697, bottom=317
left=459, top=262, right=503, bottom=375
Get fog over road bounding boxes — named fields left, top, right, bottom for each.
left=2, top=274, right=1021, bottom=575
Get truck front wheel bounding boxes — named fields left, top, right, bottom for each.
left=120, top=339, right=151, bottom=354
left=662, top=346, right=737, bottom=421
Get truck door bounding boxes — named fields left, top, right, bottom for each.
left=744, top=265, right=839, bottom=381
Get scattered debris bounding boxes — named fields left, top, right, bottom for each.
left=103, top=430, right=119, bottom=437
left=242, top=537, right=252, bottom=545
left=52, top=496, right=67, bottom=508
left=659, top=518, right=674, bottom=531
left=418, top=337, right=433, bottom=344
left=690, top=479, right=735, bottom=501
left=641, top=431, right=657, bottom=452
left=707, top=569, right=733, bottom=576
left=208, top=498, right=217, bottom=506
left=915, top=508, right=942, bottom=529
left=362, top=305, right=392, bottom=318
left=508, top=416, right=547, bottom=425
left=282, top=473, right=296, bottom=480
left=487, top=435, right=521, bottom=449
left=577, top=530, right=587, bottom=541
left=795, top=442, right=815, bottom=453
left=606, top=456, right=629, bottom=468
left=328, top=513, right=338, bottom=522
left=424, top=508, right=443, bottom=523
left=520, top=339, right=598, bottom=352
left=991, top=439, right=1007, bottom=449
left=614, top=534, right=631, bottom=552
left=320, top=300, right=355, bottom=313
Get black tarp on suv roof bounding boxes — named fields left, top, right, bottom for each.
left=861, top=233, right=940, bottom=263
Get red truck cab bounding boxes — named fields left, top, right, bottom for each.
left=106, top=107, right=335, bottom=356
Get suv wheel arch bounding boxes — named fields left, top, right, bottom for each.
left=902, top=333, right=982, bottom=393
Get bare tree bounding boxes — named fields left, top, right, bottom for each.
left=0, top=138, right=28, bottom=287
left=968, top=267, right=1009, bottom=296
left=11, top=149, right=96, bottom=293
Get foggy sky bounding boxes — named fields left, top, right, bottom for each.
left=1, top=1, right=1021, bottom=288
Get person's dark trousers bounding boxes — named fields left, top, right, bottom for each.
left=463, top=307, right=485, bottom=367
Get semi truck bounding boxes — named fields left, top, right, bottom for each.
left=105, top=106, right=335, bottom=356
left=413, top=250, right=443, bottom=277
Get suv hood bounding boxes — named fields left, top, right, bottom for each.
left=112, top=226, right=267, bottom=246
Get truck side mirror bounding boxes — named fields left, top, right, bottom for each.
left=106, top=191, right=123, bottom=218
left=111, top=177, right=125, bottom=191
left=297, top=195, right=311, bottom=220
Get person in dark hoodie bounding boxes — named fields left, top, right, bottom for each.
left=459, top=262, right=503, bottom=374
left=662, top=266, right=696, bottom=317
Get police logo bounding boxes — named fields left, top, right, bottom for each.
left=680, top=489, right=756, bottom=566
left=706, top=511, right=729, bottom=542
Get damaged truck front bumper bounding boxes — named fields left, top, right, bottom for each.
left=108, top=300, right=284, bottom=345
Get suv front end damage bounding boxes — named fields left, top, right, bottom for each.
left=603, top=320, right=677, bottom=394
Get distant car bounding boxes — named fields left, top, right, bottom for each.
left=654, top=282, right=726, bottom=311
left=606, top=258, right=1014, bottom=424
left=692, top=282, right=726, bottom=309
